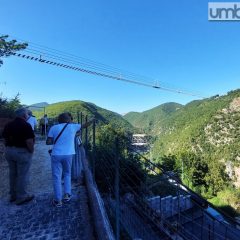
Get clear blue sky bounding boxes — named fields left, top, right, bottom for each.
left=1, top=0, right=240, bottom=114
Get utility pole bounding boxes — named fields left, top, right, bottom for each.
left=44, top=107, right=47, bottom=138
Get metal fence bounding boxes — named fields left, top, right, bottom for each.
left=81, top=114, right=240, bottom=240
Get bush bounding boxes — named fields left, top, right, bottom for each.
left=0, top=94, right=21, bottom=118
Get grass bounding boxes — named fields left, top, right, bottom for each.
left=208, top=196, right=239, bottom=218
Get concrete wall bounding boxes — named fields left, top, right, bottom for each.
left=148, top=195, right=193, bottom=218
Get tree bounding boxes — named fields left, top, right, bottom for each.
left=0, top=94, right=21, bottom=118
left=0, top=35, right=28, bottom=66
left=205, top=160, right=230, bottom=196
left=191, top=159, right=208, bottom=186
left=177, top=151, right=208, bottom=189
left=159, top=154, right=178, bottom=172
left=94, top=124, right=146, bottom=195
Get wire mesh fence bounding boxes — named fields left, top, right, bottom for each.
left=80, top=114, right=240, bottom=240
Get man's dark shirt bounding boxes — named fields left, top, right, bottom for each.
left=2, top=117, right=35, bottom=149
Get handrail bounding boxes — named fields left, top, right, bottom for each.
left=81, top=116, right=240, bottom=239
left=80, top=145, right=115, bottom=240
left=133, top=149, right=240, bottom=228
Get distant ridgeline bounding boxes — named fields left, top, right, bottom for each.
left=124, top=89, right=240, bottom=163
left=124, top=102, right=183, bottom=134
left=124, top=89, right=240, bottom=208
left=32, top=100, right=133, bottom=132
left=28, top=102, right=49, bottom=112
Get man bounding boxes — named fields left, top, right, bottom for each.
left=2, top=107, right=35, bottom=205
left=40, top=114, right=48, bottom=136
left=27, top=110, right=37, bottom=131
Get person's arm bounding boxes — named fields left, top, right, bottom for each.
left=46, top=126, right=54, bottom=145
left=46, top=137, right=54, bottom=145
left=81, top=118, right=95, bottom=129
left=26, top=138, right=34, bottom=153
left=25, top=123, right=35, bottom=153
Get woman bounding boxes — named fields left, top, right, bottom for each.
left=46, top=112, right=94, bottom=207
left=46, top=112, right=80, bottom=207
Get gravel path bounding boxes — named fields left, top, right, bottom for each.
left=0, top=138, right=53, bottom=199
left=0, top=137, right=95, bottom=240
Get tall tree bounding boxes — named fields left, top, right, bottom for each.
left=205, top=160, right=230, bottom=196
left=0, top=94, right=21, bottom=118
left=159, top=154, right=178, bottom=172
left=94, top=124, right=146, bottom=194
left=177, top=151, right=208, bottom=188
left=0, top=35, right=28, bottom=66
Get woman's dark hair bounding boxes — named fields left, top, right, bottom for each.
left=58, top=112, right=71, bottom=123
left=68, top=112, right=73, bottom=121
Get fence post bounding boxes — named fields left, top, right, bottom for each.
left=92, top=119, right=96, bottom=181
left=224, top=226, right=228, bottom=240
left=85, top=115, right=88, bottom=152
left=191, top=207, right=194, bottom=234
left=44, top=108, right=47, bottom=138
left=177, top=182, right=181, bottom=233
left=115, top=137, right=120, bottom=240
left=208, top=224, right=211, bottom=240
left=80, top=112, right=83, bottom=140
left=77, top=111, right=80, bottom=124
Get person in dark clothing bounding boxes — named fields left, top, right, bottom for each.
left=40, top=114, right=48, bottom=136
left=2, top=107, right=35, bottom=205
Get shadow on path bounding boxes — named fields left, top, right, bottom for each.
left=0, top=138, right=95, bottom=240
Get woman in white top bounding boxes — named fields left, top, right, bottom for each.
left=46, top=112, right=80, bottom=207
left=27, top=110, right=37, bottom=131
left=46, top=112, right=94, bottom=207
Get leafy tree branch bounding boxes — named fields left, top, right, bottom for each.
left=0, top=35, right=28, bottom=66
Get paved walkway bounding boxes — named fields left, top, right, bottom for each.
left=0, top=138, right=95, bottom=240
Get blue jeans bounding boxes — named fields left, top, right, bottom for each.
left=51, top=155, right=72, bottom=201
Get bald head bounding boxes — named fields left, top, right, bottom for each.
left=28, top=110, right=33, bottom=116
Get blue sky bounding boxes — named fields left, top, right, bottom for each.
left=1, top=0, right=240, bottom=114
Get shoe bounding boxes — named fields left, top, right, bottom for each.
left=52, top=199, right=62, bottom=207
left=63, top=193, right=71, bottom=203
left=16, top=195, right=35, bottom=205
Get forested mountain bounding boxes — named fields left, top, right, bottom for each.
left=151, top=90, right=240, bottom=164
left=33, top=100, right=133, bottom=131
left=124, top=89, right=240, bottom=214
left=124, top=90, right=240, bottom=165
left=28, top=102, right=49, bottom=111
left=124, top=102, right=183, bottom=134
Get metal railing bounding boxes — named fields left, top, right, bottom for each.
left=76, top=113, right=115, bottom=240
left=81, top=114, right=240, bottom=240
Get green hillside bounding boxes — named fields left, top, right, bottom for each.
left=151, top=90, right=240, bottom=213
left=124, top=102, right=183, bottom=134
left=151, top=90, right=240, bottom=162
left=33, top=100, right=133, bottom=131
left=125, top=89, right=240, bottom=214
left=28, top=102, right=49, bottom=111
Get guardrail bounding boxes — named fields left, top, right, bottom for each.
left=80, top=113, right=240, bottom=240
left=79, top=116, right=115, bottom=240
